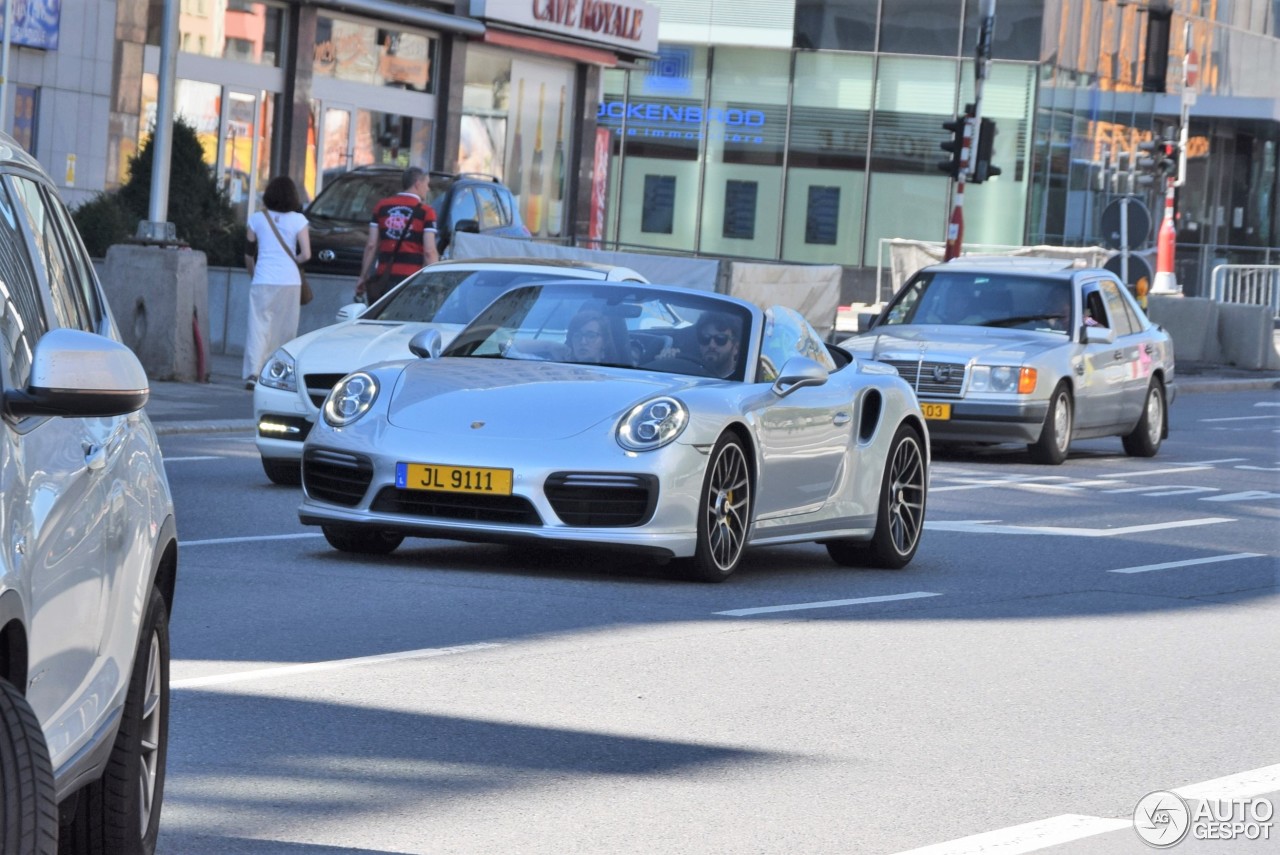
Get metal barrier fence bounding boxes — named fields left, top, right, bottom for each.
left=1211, top=264, right=1280, bottom=319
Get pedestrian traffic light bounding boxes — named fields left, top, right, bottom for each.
left=937, top=106, right=972, bottom=180
left=970, top=117, right=1002, bottom=184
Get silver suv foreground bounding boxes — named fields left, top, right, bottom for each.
left=0, top=133, right=177, bottom=853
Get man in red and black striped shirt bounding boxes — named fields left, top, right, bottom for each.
left=356, top=166, right=439, bottom=302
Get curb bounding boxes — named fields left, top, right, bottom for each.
left=1177, top=376, right=1280, bottom=394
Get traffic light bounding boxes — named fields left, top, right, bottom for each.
left=937, top=104, right=973, bottom=180
left=1136, top=137, right=1178, bottom=185
left=970, top=117, right=1002, bottom=184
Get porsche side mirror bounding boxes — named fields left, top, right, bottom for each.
left=336, top=303, right=366, bottom=323
left=1083, top=325, right=1115, bottom=345
left=772, top=356, right=828, bottom=397
left=409, top=328, right=444, bottom=359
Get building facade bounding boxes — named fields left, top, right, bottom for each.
left=0, top=0, right=657, bottom=240
left=600, top=0, right=1279, bottom=297
left=0, top=0, right=1276, bottom=298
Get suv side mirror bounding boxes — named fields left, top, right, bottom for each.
left=455, top=218, right=480, bottom=234
left=4, top=329, right=149, bottom=418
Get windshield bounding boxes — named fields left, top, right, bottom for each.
left=364, top=269, right=573, bottom=324
left=306, top=173, right=399, bottom=222
left=444, top=283, right=754, bottom=381
left=880, top=271, right=1075, bottom=335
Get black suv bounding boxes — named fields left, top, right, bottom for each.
left=303, top=166, right=530, bottom=276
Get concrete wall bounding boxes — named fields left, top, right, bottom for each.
left=1147, top=295, right=1280, bottom=370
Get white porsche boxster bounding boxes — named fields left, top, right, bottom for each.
left=254, top=258, right=645, bottom=484
left=298, top=281, right=929, bottom=581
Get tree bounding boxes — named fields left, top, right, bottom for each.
left=74, top=117, right=244, bottom=265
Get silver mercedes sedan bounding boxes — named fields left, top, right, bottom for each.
left=298, top=281, right=929, bottom=581
left=840, top=261, right=1175, bottom=464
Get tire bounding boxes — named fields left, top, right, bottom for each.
left=62, top=587, right=169, bottom=855
left=322, top=524, right=404, bottom=555
left=1, top=679, right=58, bottom=855
left=681, top=434, right=751, bottom=582
left=261, top=457, right=301, bottom=486
left=827, top=423, right=927, bottom=569
left=1028, top=383, right=1072, bottom=465
left=1122, top=380, right=1165, bottom=458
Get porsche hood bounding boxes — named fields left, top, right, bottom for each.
left=383, top=358, right=703, bottom=441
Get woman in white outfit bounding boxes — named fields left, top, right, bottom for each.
left=244, top=176, right=310, bottom=388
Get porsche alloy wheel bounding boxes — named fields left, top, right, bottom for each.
left=1028, top=383, right=1072, bottom=465
left=828, top=423, right=926, bottom=569
left=1122, top=379, right=1165, bottom=458
left=685, top=434, right=751, bottom=582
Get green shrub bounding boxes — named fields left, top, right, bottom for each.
left=71, top=192, right=136, bottom=258
left=75, top=116, right=246, bottom=265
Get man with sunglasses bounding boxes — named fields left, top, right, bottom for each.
left=695, top=312, right=741, bottom=379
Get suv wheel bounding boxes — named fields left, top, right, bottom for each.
left=63, top=587, right=169, bottom=854
left=1, top=679, right=58, bottom=854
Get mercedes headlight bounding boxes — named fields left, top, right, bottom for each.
left=259, top=348, right=297, bottom=392
left=323, top=372, right=379, bottom=426
left=617, top=397, right=688, bottom=451
left=970, top=365, right=1036, bottom=394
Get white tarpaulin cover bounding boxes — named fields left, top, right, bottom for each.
left=726, top=262, right=843, bottom=340
left=446, top=233, right=721, bottom=292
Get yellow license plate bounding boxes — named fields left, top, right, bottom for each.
left=396, top=462, right=513, bottom=496
left=921, top=402, right=952, bottom=420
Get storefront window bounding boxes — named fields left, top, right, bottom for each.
left=462, top=47, right=577, bottom=239
left=600, top=45, right=710, bottom=253
left=314, top=17, right=436, bottom=94
left=793, top=0, right=878, bottom=52
left=782, top=52, right=873, bottom=264
left=699, top=47, right=790, bottom=258
left=156, top=0, right=284, bottom=66
left=957, top=61, right=1035, bottom=250
left=863, top=55, right=959, bottom=266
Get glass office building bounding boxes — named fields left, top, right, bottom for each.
left=597, top=0, right=1280, bottom=297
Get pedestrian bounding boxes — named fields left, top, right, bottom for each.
left=244, top=175, right=310, bottom=389
left=356, top=166, right=439, bottom=304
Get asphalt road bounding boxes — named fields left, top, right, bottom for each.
left=155, top=387, right=1279, bottom=855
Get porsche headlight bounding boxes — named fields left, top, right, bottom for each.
left=259, top=348, right=297, bottom=392
left=970, top=365, right=1036, bottom=394
left=617, top=397, right=688, bottom=451
left=323, top=372, right=379, bottom=427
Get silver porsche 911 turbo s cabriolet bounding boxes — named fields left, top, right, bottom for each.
left=298, top=281, right=929, bottom=581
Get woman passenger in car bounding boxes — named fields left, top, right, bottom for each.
left=566, top=309, right=618, bottom=364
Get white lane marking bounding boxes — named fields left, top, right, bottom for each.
left=1201, top=414, right=1280, bottom=422
left=172, top=642, right=505, bottom=690
left=1201, top=490, right=1280, bottom=502
left=164, top=455, right=222, bottom=462
left=181, top=532, right=325, bottom=547
left=889, top=814, right=1130, bottom=855
left=1099, top=464, right=1214, bottom=478
left=1186, top=458, right=1250, bottom=465
left=891, top=763, right=1280, bottom=855
left=1237, top=463, right=1280, bottom=472
left=926, top=517, right=1233, bottom=537
left=1109, top=553, right=1264, bottom=574
left=715, top=591, right=940, bottom=617
left=1101, top=485, right=1218, bottom=497
left=1175, top=763, right=1280, bottom=801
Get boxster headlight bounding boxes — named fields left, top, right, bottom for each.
left=617, top=396, right=688, bottom=451
left=259, top=348, right=297, bottom=392
left=323, top=372, right=379, bottom=427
